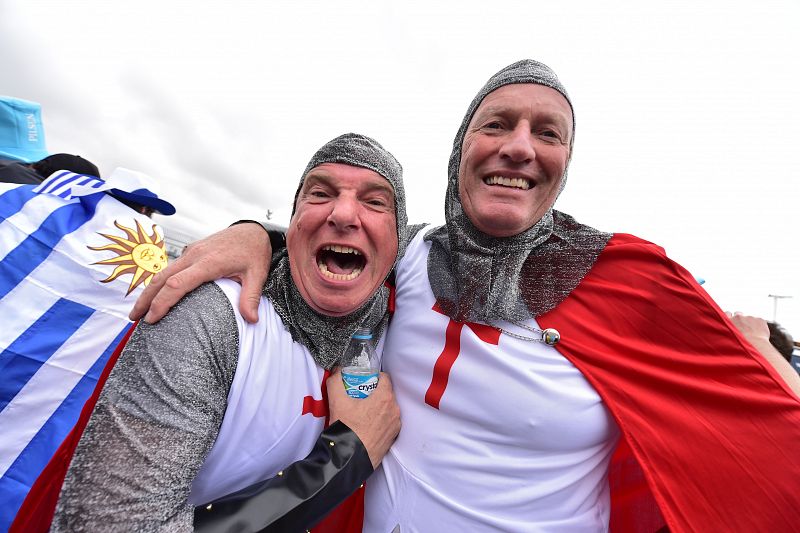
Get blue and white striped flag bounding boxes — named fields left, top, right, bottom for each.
left=31, top=169, right=106, bottom=199
left=0, top=171, right=169, bottom=530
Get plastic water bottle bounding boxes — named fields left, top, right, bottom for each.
left=341, top=327, right=380, bottom=399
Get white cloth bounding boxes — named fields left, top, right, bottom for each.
left=191, top=279, right=386, bottom=505
left=189, top=279, right=328, bottom=504
left=364, top=227, right=620, bottom=532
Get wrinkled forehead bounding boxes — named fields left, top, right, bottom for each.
left=471, top=83, right=574, bottom=134
left=301, top=162, right=395, bottom=196
left=294, top=159, right=394, bottom=201
left=292, top=162, right=397, bottom=217
left=452, top=59, right=576, bottom=159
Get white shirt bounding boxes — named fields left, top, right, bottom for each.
left=364, top=228, right=619, bottom=532
left=190, top=279, right=330, bottom=504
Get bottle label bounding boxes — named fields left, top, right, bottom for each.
left=342, top=369, right=379, bottom=399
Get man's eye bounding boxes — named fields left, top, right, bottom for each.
left=310, top=190, right=330, bottom=198
left=484, top=121, right=503, bottom=130
left=366, top=199, right=388, bottom=207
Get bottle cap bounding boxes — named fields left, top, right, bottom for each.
left=352, top=327, right=372, bottom=340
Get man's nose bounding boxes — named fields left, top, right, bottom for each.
left=499, top=124, right=536, bottom=163
left=326, top=196, right=361, bottom=230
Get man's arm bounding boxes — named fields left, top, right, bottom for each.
left=130, top=222, right=426, bottom=325
left=194, top=369, right=401, bottom=532
left=52, top=284, right=240, bottom=531
left=728, top=312, right=800, bottom=397
left=130, top=222, right=273, bottom=324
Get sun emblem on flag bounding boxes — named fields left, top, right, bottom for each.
left=88, top=219, right=168, bottom=295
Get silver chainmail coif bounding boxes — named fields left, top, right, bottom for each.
left=425, top=59, right=611, bottom=323
left=266, top=133, right=409, bottom=369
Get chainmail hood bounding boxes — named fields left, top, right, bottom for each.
left=426, top=60, right=611, bottom=323
left=267, top=133, right=408, bottom=369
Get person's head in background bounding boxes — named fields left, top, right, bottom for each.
left=111, top=196, right=156, bottom=217
left=768, top=322, right=795, bottom=362
left=31, top=153, right=100, bottom=180
left=0, top=152, right=101, bottom=186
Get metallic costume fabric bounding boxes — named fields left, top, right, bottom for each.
left=52, top=283, right=239, bottom=531
left=425, top=60, right=611, bottom=323
left=266, top=133, right=409, bottom=369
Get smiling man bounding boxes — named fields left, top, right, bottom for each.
left=362, top=61, right=800, bottom=532
left=457, top=83, right=571, bottom=239
left=51, top=134, right=409, bottom=532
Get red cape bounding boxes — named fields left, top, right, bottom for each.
left=539, top=233, right=800, bottom=532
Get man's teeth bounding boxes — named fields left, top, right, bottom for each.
left=485, top=176, right=531, bottom=190
left=322, top=245, right=361, bottom=255
left=317, top=263, right=363, bottom=281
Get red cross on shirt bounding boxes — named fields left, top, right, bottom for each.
left=425, top=302, right=501, bottom=409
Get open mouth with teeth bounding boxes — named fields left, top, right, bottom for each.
left=484, top=175, right=532, bottom=190
left=316, top=245, right=367, bottom=281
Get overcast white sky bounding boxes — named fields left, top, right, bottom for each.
left=2, top=0, right=798, bottom=333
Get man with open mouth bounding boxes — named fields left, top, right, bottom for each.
left=129, top=62, right=800, bottom=531
left=51, top=133, right=413, bottom=532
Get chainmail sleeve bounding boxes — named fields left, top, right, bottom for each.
left=50, top=282, right=239, bottom=532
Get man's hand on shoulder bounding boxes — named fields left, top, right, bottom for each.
left=129, top=222, right=272, bottom=324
